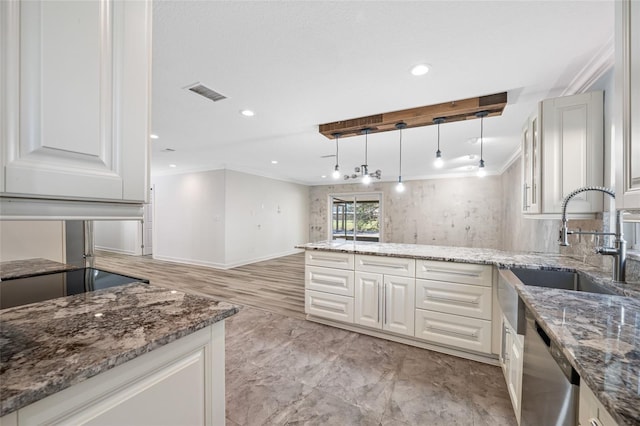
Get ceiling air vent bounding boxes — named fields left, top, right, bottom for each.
left=162, top=148, right=176, bottom=152
left=184, top=82, right=227, bottom=102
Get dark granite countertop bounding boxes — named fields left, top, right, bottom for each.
left=298, top=241, right=640, bottom=425
left=0, top=258, right=80, bottom=280
left=0, top=282, right=239, bottom=417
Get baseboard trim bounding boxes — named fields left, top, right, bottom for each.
left=94, top=246, right=139, bottom=256
left=306, top=315, right=500, bottom=366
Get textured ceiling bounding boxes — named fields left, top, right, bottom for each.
left=150, top=0, right=614, bottom=185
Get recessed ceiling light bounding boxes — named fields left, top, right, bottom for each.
left=271, top=160, right=278, bottom=164
left=321, top=175, right=327, bottom=179
left=169, top=164, right=177, bottom=168
left=410, top=64, right=430, bottom=76
left=240, top=109, right=255, bottom=117
left=150, top=134, right=159, bottom=139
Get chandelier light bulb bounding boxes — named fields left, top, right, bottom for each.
left=362, top=174, right=371, bottom=185
left=332, top=165, right=340, bottom=179
left=477, top=159, right=487, bottom=177
left=396, top=181, right=405, bottom=193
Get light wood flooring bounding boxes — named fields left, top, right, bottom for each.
left=94, top=251, right=306, bottom=319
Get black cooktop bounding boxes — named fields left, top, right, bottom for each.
left=0, top=268, right=149, bottom=310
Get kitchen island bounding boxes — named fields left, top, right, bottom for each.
left=0, top=268, right=238, bottom=425
left=298, top=240, right=640, bottom=425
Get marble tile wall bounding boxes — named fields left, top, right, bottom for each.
left=309, top=176, right=503, bottom=249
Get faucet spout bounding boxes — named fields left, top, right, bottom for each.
left=558, top=186, right=626, bottom=282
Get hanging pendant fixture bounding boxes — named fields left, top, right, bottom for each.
left=476, top=111, right=489, bottom=177
left=344, top=128, right=382, bottom=184
left=332, top=132, right=341, bottom=179
left=433, top=117, right=445, bottom=168
left=396, top=122, right=407, bottom=192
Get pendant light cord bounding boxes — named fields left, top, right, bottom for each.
left=364, top=130, right=368, bottom=166
left=335, top=136, right=339, bottom=166
left=480, top=115, right=484, bottom=161
left=399, top=127, right=403, bottom=176
left=437, top=122, right=440, bottom=152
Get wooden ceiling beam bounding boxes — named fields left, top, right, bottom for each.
left=318, top=92, right=508, bottom=139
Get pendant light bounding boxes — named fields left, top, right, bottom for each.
left=476, top=111, right=489, bottom=177
left=344, top=128, right=381, bottom=183
left=332, top=133, right=341, bottom=179
left=433, top=117, right=445, bottom=168
left=395, top=122, right=407, bottom=192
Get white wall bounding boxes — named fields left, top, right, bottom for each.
left=225, top=170, right=309, bottom=267
left=94, top=220, right=142, bottom=255
left=0, top=221, right=66, bottom=262
left=152, top=169, right=227, bottom=268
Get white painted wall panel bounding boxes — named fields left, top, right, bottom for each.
left=152, top=170, right=226, bottom=268
left=94, top=220, right=141, bottom=256
left=0, top=221, right=65, bottom=262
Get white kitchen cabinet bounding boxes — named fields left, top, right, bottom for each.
left=0, top=323, right=226, bottom=426
left=522, top=91, right=604, bottom=217
left=354, top=271, right=415, bottom=337
left=306, top=265, right=354, bottom=297
left=521, top=110, right=541, bottom=213
left=579, top=382, right=618, bottom=426
left=615, top=0, right=640, bottom=210
left=304, top=252, right=356, bottom=323
left=414, top=309, right=492, bottom=353
left=414, top=260, right=493, bottom=354
left=501, top=315, right=524, bottom=425
left=0, top=0, right=151, bottom=204
left=306, top=289, right=354, bottom=323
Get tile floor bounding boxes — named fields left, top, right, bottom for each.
left=225, top=307, right=516, bottom=426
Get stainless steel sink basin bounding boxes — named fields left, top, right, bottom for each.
left=510, top=268, right=616, bottom=295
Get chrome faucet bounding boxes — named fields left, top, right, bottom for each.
left=559, top=186, right=626, bottom=282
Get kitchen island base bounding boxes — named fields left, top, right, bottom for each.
left=1, top=322, right=225, bottom=426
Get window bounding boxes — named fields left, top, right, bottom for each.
left=330, top=193, right=382, bottom=242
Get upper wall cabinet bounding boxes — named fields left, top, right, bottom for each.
left=615, top=0, right=640, bottom=210
left=0, top=0, right=151, bottom=204
left=522, top=91, right=604, bottom=217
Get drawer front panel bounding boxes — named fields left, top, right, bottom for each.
left=306, top=290, right=354, bottom=323
left=416, top=279, right=492, bottom=320
left=355, top=255, right=415, bottom=277
left=416, top=260, right=492, bottom=287
left=305, top=251, right=354, bottom=270
left=306, top=266, right=355, bottom=297
left=415, top=309, right=492, bottom=354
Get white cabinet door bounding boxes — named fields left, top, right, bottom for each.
left=579, top=382, right=618, bottom=426
left=540, top=91, right=604, bottom=214
left=306, top=290, right=354, bottom=324
left=415, top=309, right=492, bottom=354
left=354, top=271, right=382, bottom=329
left=1, top=0, right=150, bottom=202
left=506, top=331, right=523, bottom=424
left=616, top=0, right=640, bottom=210
left=306, top=266, right=354, bottom=297
left=415, top=279, right=492, bottom=320
left=522, top=111, right=541, bottom=213
left=384, top=275, right=414, bottom=336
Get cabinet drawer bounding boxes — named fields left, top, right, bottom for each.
left=306, top=290, right=354, bottom=323
left=415, top=309, right=492, bottom=354
left=416, top=260, right=492, bottom=287
left=355, top=255, right=415, bottom=277
left=306, top=266, right=354, bottom=297
left=306, top=251, right=354, bottom=270
left=416, top=279, right=492, bottom=320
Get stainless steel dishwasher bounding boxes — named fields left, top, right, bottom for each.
left=521, top=308, right=580, bottom=426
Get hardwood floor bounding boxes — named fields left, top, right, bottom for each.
left=94, top=251, right=306, bottom=319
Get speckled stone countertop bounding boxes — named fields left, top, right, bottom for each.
left=0, top=258, right=80, bottom=280
left=297, top=241, right=640, bottom=298
left=298, top=241, right=640, bottom=425
left=0, top=282, right=239, bottom=417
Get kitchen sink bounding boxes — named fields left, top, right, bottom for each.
left=510, top=268, right=616, bottom=295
